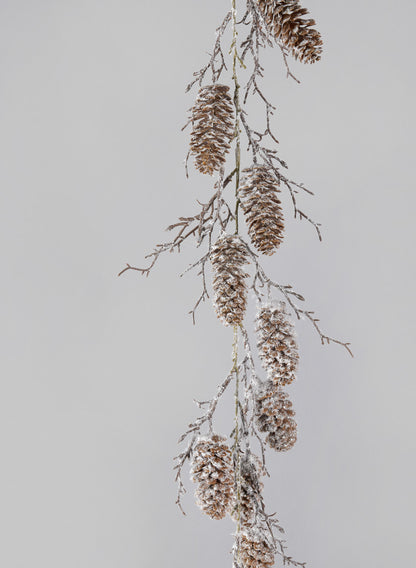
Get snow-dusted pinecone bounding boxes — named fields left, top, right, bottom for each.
left=189, top=84, right=234, bottom=175
left=256, top=302, right=299, bottom=385
left=231, top=453, right=264, bottom=527
left=254, top=380, right=297, bottom=452
left=257, top=0, right=323, bottom=64
left=211, top=234, right=250, bottom=326
left=190, top=434, right=233, bottom=520
left=240, top=165, right=284, bottom=255
left=239, top=529, right=275, bottom=568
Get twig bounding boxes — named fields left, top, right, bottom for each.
left=186, top=11, right=232, bottom=92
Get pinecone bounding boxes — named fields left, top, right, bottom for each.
left=190, top=434, right=233, bottom=520
left=239, top=165, right=284, bottom=255
left=211, top=234, right=250, bottom=326
left=189, top=84, right=234, bottom=175
left=256, top=302, right=299, bottom=385
left=257, top=0, right=323, bottom=64
left=254, top=380, right=297, bottom=452
left=239, top=530, right=275, bottom=568
left=231, top=453, right=265, bottom=527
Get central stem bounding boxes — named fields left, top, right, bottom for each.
left=232, top=0, right=241, bottom=235
left=232, top=324, right=241, bottom=560
left=231, top=2, right=242, bottom=563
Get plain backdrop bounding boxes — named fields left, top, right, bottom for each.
left=0, top=1, right=415, bottom=567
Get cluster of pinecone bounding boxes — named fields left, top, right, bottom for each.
left=254, top=302, right=299, bottom=451
left=185, top=5, right=315, bottom=565
left=189, top=87, right=287, bottom=330
left=190, top=302, right=299, bottom=519
left=190, top=303, right=301, bottom=561
left=189, top=85, right=288, bottom=327
left=190, top=435, right=275, bottom=567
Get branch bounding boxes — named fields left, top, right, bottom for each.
left=118, top=170, right=236, bottom=279
left=239, top=237, right=353, bottom=357
left=174, top=366, right=239, bottom=511
left=186, top=11, right=232, bottom=92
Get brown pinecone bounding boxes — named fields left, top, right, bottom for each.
left=256, top=302, right=299, bottom=385
left=239, top=530, right=275, bottom=568
left=254, top=380, right=297, bottom=452
left=190, top=434, right=233, bottom=520
left=239, top=165, right=284, bottom=255
left=189, top=84, right=234, bottom=175
left=257, top=0, right=323, bottom=64
left=231, top=453, right=265, bottom=527
left=211, top=234, right=250, bottom=326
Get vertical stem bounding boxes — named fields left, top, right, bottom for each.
left=231, top=0, right=241, bottom=235
left=231, top=3, right=242, bottom=564
left=232, top=324, right=241, bottom=564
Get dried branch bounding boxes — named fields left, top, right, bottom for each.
left=239, top=236, right=353, bottom=356
left=279, top=43, right=301, bottom=84
left=186, top=11, right=232, bottom=92
left=118, top=169, right=236, bottom=279
left=174, top=362, right=244, bottom=512
left=239, top=110, right=322, bottom=240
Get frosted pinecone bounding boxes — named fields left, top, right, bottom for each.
left=189, top=84, right=234, bottom=175
left=256, top=302, right=299, bottom=385
left=254, top=380, right=297, bottom=452
left=239, top=529, right=275, bottom=568
left=190, top=434, right=233, bottom=520
left=211, top=234, right=250, bottom=326
left=257, top=0, right=323, bottom=64
left=231, top=453, right=265, bottom=527
left=240, top=165, right=284, bottom=255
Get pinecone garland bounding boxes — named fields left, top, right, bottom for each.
left=240, top=165, right=284, bottom=255
left=254, top=380, right=297, bottom=452
left=256, top=302, right=299, bottom=385
left=211, top=235, right=250, bottom=326
left=257, top=0, right=323, bottom=64
left=231, top=453, right=265, bottom=527
left=239, top=530, right=275, bottom=568
left=189, top=84, right=234, bottom=175
left=190, top=434, right=233, bottom=520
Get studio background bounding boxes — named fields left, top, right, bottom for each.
left=0, top=1, right=415, bottom=567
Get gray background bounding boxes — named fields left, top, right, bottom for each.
left=1, top=0, right=415, bottom=566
